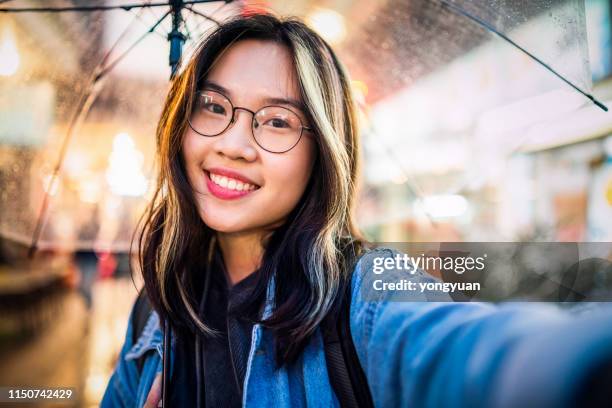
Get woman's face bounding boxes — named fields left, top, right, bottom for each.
left=182, top=39, right=316, bottom=235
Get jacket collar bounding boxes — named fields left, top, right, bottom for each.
left=125, top=310, right=166, bottom=361
left=125, top=273, right=276, bottom=362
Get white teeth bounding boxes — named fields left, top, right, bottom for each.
left=209, top=172, right=257, bottom=192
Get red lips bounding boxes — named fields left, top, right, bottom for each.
left=205, top=168, right=260, bottom=200
left=206, top=167, right=259, bottom=186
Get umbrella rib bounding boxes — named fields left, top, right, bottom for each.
left=0, top=0, right=218, bottom=13
left=0, top=0, right=220, bottom=13
left=128, top=7, right=168, bottom=39
left=185, top=4, right=222, bottom=26
left=101, top=0, right=157, bottom=67
left=28, top=82, right=104, bottom=258
left=96, top=9, right=172, bottom=80
left=439, top=0, right=608, bottom=112
left=186, top=0, right=231, bottom=42
left=183, top=12, right=194, bottom=40
left=0, top=1, right=170, bottom=13
left=28, top=10, right=172, bottom=257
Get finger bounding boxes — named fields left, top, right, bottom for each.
left=143, top=372, right=163, bottom=408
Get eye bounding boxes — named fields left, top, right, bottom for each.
left=203, top=102, right=226, bottom=115
left=265, top=118, right=290, bottom=128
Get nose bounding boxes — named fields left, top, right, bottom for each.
left=213, top=108, right=258, bottom=162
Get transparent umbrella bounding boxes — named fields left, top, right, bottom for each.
left=0, top=0, right=607, bottom=256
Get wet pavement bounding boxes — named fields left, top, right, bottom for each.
left=0, top=278, right=139, bottom=408
left=0, top=291, right=88, bottom=407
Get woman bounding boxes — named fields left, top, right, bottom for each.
left=101, top=13, right=612, bottom=408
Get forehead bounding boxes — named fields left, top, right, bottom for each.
left=205, top=39, right=301, bottom=103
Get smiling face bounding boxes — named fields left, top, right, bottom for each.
left=181, top=39, right=317, bottom=236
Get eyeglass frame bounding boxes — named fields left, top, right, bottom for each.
left=187, top=89, right=313, bottom=154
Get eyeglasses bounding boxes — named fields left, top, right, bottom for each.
left=188, top=90, right=312, bottom=154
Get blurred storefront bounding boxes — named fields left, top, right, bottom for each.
left=325, top=0, right=612, bottom=243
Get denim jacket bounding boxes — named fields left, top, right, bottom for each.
left=101, top=247, right=612, bottom=408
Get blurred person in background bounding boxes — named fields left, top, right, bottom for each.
left=101, top=13, right=612, bottom=408
left=74, top=203, right=100, bottom=311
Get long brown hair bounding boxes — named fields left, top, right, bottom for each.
left=136, top=13, right=365, bottom=365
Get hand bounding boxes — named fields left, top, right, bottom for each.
left=143, top=372, right=163, bottom=408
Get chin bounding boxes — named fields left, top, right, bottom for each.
left=197, top=200, right=289, bottom=235
left=200, top=212, right=253, bottom=234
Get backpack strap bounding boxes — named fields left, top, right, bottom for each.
left=131, top=288, right=153, bottom=374
left=322, top=274, right=374, bottom=408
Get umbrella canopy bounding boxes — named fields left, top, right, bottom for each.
left=0, top=0, right=607, bottom=255
left=322, top=0, right=608, bottom=239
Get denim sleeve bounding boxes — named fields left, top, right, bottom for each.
left=100, top=301, right=141, bottom=408
left=349, top=248, right=612, bottom=408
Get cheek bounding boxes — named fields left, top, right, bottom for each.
left=182, top=131, right=199, bottom=164
left=181, top=131, right=209, bottom=179
left=263, top=139, right=316, bottom=202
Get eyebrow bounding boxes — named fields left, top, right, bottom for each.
left=202, top=80, right=307, bottom=113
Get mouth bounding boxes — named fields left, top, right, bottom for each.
left=204, top=169, right=261, bottom=200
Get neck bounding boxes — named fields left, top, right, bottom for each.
left=216, top=230, right=264, bottom=286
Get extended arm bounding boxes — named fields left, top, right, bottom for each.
left=350, top=248, right=612, bottom=408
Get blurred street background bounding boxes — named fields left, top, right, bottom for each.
left=0, top=0, right=611, bottom=406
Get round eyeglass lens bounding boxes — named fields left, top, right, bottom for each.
left=190, top=91, right=233, bottom=136
left=253, top=107, right=303, bottom=152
